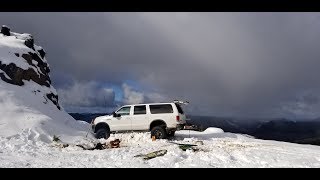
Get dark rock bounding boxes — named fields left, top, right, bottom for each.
left=1, top=25, right=10, bottom=36
left=14, top=53, right=19, bottom=57
left=21, top=52, right=51, bottom=84
left=0, top=72, right=14, bottom=85
left=21, top=53, right=33, bottom=64
left=46, top=93, right=61, bottom=110
left=24, top=36, right=35, bottom=50
left=0, top=61, right=51, bottom=86
left=0, top=62, right=24, bottom=86
left=37, top=48, right=46, bottom=59
left=30, top=52, right=50, bottom=74
left=24, top=68, right=50, bottom=87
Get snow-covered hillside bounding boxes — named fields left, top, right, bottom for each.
left=0, top=25, right=93, bottom=144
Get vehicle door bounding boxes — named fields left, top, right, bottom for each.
left=131, top=105, right=149, bottom=130
left=110, top=106, right=132, bottom=131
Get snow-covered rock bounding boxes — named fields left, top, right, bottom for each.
left=0, top=25, right=93, bottom=144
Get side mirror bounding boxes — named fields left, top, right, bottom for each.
left=113, top=112, right=121, bottom=117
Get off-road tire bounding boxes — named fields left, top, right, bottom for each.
left=151, top=126, right=167, bottom=139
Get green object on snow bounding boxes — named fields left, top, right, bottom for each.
left=169, top=142, right=198, bottom=151
left=169, top=141, right=198, bottom=147
left=134, top=150, right=167, bottom=160
left=179, top=144, right=195, bottom=151
left=178, top=144, right=199, bottom=152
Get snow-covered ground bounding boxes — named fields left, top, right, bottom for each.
left=1, top=127, right=320, bottom=168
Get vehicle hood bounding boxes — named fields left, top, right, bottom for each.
left=102, top=115, right=113, bottom=120
left=95, top=115, right=112, bottom=122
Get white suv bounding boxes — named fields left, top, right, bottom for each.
left=91, top=102, right=187, bottom=139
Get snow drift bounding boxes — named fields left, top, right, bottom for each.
left=0, top=25, right=92, bottom=143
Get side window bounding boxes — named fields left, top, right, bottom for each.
left=116, top=106, right=131, bottom=116
left=134, top=105, right=146, bottom=115
left=150, top=104, right=173, bottom=114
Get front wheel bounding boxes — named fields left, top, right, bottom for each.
left=95, top=128, right=110, bottom=139
left=151, top=126, right=167, bottom=139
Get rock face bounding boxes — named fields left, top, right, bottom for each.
left=0, top=25, right=61, bottom=110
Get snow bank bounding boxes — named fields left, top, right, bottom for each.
left=175, top=127, right=225, bottom=140
left=203, top=127, right=224, bottom=133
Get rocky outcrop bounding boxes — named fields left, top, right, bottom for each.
left=0, top=25, right=61, bottom=110
left=24, top=35, right=35, bottom=50
left=46, top=93, right=61, bottom=110
left=1, top=25, right=10, bottom=36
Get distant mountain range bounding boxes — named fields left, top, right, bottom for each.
left=69, top=113, right=320, bottom=146
left=69, top=113, right=108, bottom=123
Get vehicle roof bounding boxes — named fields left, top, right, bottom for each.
left=121, top=102, right=176, bottom=106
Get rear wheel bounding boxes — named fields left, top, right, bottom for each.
left=167, top=130, right=175, bottom=137
left=95, top=128, right=110, bottom=139
left=151, top=126, right=167, bottom=139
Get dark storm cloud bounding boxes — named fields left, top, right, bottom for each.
left=1, top=12, right=320, bottom=118
left=57, top=81, right=115, bottom=110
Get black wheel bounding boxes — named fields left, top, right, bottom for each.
left=151, top=126, right=167, bottom=139
left=167, top=131, right=175, bottom=137
left=95, top=128, right=110, bottom=139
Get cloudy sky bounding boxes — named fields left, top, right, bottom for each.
left=1, top=12, right=320, bottom=119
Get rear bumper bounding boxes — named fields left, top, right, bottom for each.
left=167, top=124, right=185, bottom=132
left=176, top=124, right=185, bottom=130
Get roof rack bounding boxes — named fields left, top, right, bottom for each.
left=173, top=100, right=189, bottom=105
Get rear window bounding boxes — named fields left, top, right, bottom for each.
left=134, top=105, right=146, bottom=115
left=175, top=103, right=184, bottom=114
left=149, top=104, right=173, bottom=114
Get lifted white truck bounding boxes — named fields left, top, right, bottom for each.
left=91, top=101, right=188, bottom=139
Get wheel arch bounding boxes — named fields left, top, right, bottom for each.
left=94, top=122, right=110, bottom=133
left=149, top=120, right=167, bottom=131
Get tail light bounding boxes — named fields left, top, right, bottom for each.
left=176, top=116, right=180, bottom=122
